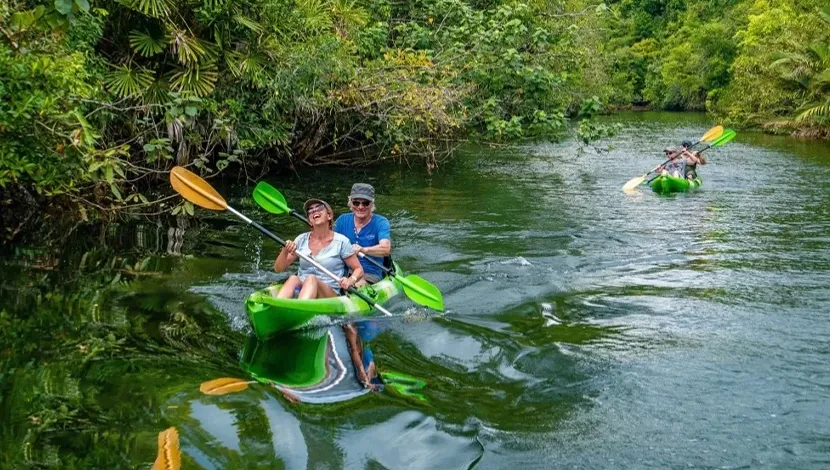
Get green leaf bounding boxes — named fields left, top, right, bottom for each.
left=185, top=106, right=198, bottom=117
left=143, top=143, right=156, bottom=152
left=171, top=64, right=218, bottom=97
left=10, top=11, right=36, bottom=32
left=75, top=0, right=90, bottom=12
left=129, top=30, right=165, bottom=57
left=110, top=183, right=122, bottom=201
left=184, top=201, right=195, bottom=216
left=104, top=65, right=155, bottom=97
left=104, top=166, right=114, bottom=183
left=55, top=0, right=73, bottom=15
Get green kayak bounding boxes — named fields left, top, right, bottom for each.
left=649, top=174, right=702, bottom=193
left=245, top=267, right=403, bottom=339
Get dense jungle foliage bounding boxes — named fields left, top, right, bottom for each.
left=0, top=0, right=828, bottom=228
left=603, top=0, right=830, bottom=136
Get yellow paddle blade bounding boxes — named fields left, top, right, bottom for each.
left=701, top=125, right=723, bottom=142
left=170, top=166, right=227, bottom=211
left=199, top=377, right=250, bottom=395
left=622, top=174, right=647, bottom=192
left=152, top=427, right=181, bottom=470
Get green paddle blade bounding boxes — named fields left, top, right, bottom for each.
left=253, top=182, right=290, bottom=214
left=710, top=129, right=736, bottom=147
left=397, top=274, right=444, bottom=311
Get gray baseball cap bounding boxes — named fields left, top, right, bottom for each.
left=349, top=183, right=375, bottom=202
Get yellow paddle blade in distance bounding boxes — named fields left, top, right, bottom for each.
left=170, top=166, right=227, bottom=211
left=622, top=175, right=647, bottom=192
left=701, top=125, right=723, bottom=142
left=152, top=427, right=181, bottom=470
left=199, top=377, right=250, bottom=395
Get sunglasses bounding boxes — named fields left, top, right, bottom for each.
left=307, top=204, right=327, bottom=215
left=351, top=199, right=371, bottom=207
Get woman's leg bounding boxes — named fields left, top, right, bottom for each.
left=276, top=275, right=303, bottom=298
left=298, top=275, right=339, bottom=299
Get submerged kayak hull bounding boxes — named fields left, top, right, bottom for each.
left=245, top=272, right=402, bottom=339
left=649, top=174, right=702, bottom=193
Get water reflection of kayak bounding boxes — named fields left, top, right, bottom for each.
left=239, top=327, right=371, bottom=404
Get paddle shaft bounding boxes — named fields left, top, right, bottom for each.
left=228, top=206, right=393, bottom=316
left=646, top=144, right=716, bottom=184
left=289, top=210, right=392, bottom=275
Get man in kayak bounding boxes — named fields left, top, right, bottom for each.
left=334, top=183, right=391, bottom=286
left=659, top=141, right=707, bottom=180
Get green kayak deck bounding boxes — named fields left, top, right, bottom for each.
left=245, top=271, right=403, bottom=339
left=649, top=174, right=702, bottom=193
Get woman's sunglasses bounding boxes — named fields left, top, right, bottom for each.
left=307, top=204, right=327, bottom=215
left=351, top=199, right=371, bottom=207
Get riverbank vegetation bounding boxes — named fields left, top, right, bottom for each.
left=603, top=0, right=830, bottom=137
left=1, top=0, right=828, bottom=230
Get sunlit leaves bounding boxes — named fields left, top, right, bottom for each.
left=129, top=30, right=166, bottom=57
left=104, top=64, right=155, bottom=97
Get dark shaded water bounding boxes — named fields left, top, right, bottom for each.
left=2, top=112, right=830, bottom=468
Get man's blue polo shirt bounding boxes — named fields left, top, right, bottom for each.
left=334, top=214, right=391, bottom=279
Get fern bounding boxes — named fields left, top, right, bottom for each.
left=129, top=30, right=166, bottom=57
left=104, top=65, right=155, bottom=97
left=171, top=63, right=218, bottom=96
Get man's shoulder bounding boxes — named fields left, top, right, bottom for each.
left=334, top=213, right=352, bottom=228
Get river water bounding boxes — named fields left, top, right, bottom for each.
left=2, top=112, right=829, bottom=469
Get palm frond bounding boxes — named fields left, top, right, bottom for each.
left=118, top=0, right=171, bottom=18
left=226, top=51, right=263, bottom=77
left=331, top=0, right=369, bottom=29
left=143, top=76, right=171, bottom=106
left=104, top=65, right=156, bottom=97
left=795, top=100, right=830, bottom=122
left=168, top=30, right=216, bottom=66
left=295, top=0, right=333, bottom=32
left=129, top=30, right=166, bottom=57
left=233, top=14, right=264, bottom=33
left=171, top=63, right=218, bottom=96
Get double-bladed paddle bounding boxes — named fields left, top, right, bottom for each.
left=252, top=181, right=445, bottom=312
left=169, top=166, right=396, bottom=316
left=644, top=129, right=736, bottom=185
left=622, top=125, right=724, bottom=192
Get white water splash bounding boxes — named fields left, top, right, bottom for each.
left=540, top=302, right=562, bottom=327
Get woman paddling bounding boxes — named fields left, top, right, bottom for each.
left=274, top=199, right=363, bottom=299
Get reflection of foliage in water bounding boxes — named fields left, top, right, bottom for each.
left=0, top=222, right=244, bottom=468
